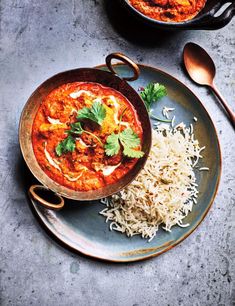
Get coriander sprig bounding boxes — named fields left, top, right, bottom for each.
left=105, top=128, right=144, bottom=159
left=140, top=82, right=167, bottom=111
left=77, top=100, right=106, bottom=125
left=149, top=113, right=172, bottom=123
left=140, top=82, right=171, bottom=123
left=69, top=122, right=103, bottom=145
left=55, top=135, right=76, bottom=156
left=105, top=106, right=144, bottom=158
left=55, top=101, right=106, bottom=156
left=55, top=122, right=103, bottom=157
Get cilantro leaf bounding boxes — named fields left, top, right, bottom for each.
left=123, top=146, right=145, bottom=158
left=56, top=121, right=103, bottom=157
left=105, top=133, right=120, bottom=156
left=56, top=135, right=76, bottom=156
left=104, top=127, right=144, bottom=159
left=119, top=128, right=141, bottom=148
left=91, top=101, right=106, bottom=125
left=120, top=128, right=144, bottom=158
left=69, top=122, right=84, bottom=134
left=77, top=107, right=96, bottom=122
left=77, top=101, right=106, bottom=125
left=140, top=82, right=167, bottom=112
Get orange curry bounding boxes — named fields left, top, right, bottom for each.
left=32, top=82, right=143, bottom=191
left=129, top=0, right=206, bottom=22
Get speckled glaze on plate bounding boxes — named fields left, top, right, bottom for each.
left=29, top=64, right=221, bottom=262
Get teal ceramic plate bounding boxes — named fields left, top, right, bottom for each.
left=29, top=64, right=221, bottom=262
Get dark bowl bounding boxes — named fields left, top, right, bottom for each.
left=122, top=0, right=235, bottom=30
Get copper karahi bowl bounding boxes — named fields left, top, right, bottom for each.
left=19, top=53, right=152, bottom=210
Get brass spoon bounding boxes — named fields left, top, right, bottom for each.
left=183, top=42, right=235, bottom=128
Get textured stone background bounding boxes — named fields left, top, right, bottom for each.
left=0, top=1, right=234, bottom=305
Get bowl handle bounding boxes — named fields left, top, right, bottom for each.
left=28, top=185, right=64, bottom=210
left=188, top=1, right=235, bottom=30
left=105, top=53, right=140, bottom=81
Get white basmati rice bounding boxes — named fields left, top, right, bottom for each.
left=171, top=115, right=175, bottom=128
left=199, top=167, right=209, bottom=171
left=100, top=124, right=208, bottom=241
left=162, top=107, right=175, bottom=119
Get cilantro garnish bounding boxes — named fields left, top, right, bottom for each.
left=69, top=121, right=83, bottom=134
left=55, top=121, right=103, bottom=156
left=105, top=133, right=120, bottom=156
left=77, top=101, right=106, bottom=125
left=105, top=127, right=144, bottom=159
left=140, top=82, right=171, bottom=123
left=55, top=100, right=143, bottom=159
left=55, top=101, right=105, bottom=156
left=140, top=82, right=167, bottom=111
left=69, top=122, right=103, bottom=145
left=55, top=135, right=76, bottom=156
left=119, top=128, right=141, bottom=148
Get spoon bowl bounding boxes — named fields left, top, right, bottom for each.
left=183, top=42, right=216, bottom=86
left=183, top=42, right=235, bottom=128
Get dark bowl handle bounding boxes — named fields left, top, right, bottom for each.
left=187, top=2, right=235, bottom=30
left=106, top=53, right=140, bottom=81
left=29, top=185, right=65, bottom=210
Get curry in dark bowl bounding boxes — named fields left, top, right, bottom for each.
left=122, top=0, right=235, bottom=29
left=128, top=0, right=207, bottom=22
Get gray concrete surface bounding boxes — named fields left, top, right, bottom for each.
left=0, top=1, right=234, bottom=305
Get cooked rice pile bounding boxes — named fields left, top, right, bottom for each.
left=100, top=123, right=206, bottom=241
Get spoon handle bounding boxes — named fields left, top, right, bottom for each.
left=211, top=84, right=235, bottom=129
